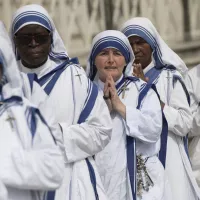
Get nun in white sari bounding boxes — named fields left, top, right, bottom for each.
left=10, top=4, right=112, bottom=200
left=121, top=17, right=200, bottom=200
left=0, top=23, right=64, bottom=200
left=86, top=30, right=165, bottom=200
left=0, top=181, right=7, bottom=200
left=0, top=20, right=64, bottom=159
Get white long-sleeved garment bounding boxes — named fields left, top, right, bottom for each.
left=19, top=57, right=112, bottom=200
left=94, top=76, right=164, bottom=200
left=21, top=72, right=64, bottom=151
left=0, top=181, right=7, bottom=200
left=185, top=64, right=200, bottom=188
left=0, top=84, right=64, bottom=200
left=0, top=22, right=64, bottom=200
left=144, top=62, right=199, bottom=200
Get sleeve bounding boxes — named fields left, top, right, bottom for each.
left=21, top=72, right=64, bottom=148
left=163, top=76, right=192, bottom=137
left=60, top=92, right=112, bottom=163
left=57, top=67, right=112, bottom=163
left=0, top=103, right=65, bottom=190
left=125, top=88, right=162, bottom=143
left=21, top=72, right=48, bottom=108
left=0, top=181, right=7, bottom=200
left=38, top=96, right=65, bottom=154
left=185, top=72, right=200, bottom=137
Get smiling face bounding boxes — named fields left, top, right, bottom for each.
left=94, top=48, right=126, bottom=82
left=128, top=35, right=152, bottom=69
left=14, top=24, right=52, bottom=69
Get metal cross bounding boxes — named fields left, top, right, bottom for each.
left=166, top=71, right=172, bottom=80
left=75, top=72, right=82, bottom=84
left=6, top=115, right=15, bottom=130
left=121, top=83, right=129, bottom=99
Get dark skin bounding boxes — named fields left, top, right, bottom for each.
left=129, top=35, right=165, bottom=109
left=14, top=24, right=52, bottom=69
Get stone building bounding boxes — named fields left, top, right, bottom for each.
left=1, top=0, right=200, bottom=68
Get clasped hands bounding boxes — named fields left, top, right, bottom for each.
left=103, top=74, right=126, bottom=119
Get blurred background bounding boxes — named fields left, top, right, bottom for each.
left=1, top=0, right=200, bottom=68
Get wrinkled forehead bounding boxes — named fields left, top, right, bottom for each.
left=128, top=35, right=148, bottom=43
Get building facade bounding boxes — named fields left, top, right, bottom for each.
left=1, top=0, right=200, bottom=67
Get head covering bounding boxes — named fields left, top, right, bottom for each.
left=0, top=21, right=23, bottom=98
left=10, top=4, right=69, bottom=61
left=120, top=17, right=188, bottom=75
left=86, top=30, right=135, bottom=81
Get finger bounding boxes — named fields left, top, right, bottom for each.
left=133, top=66, right=137, bottom=74
left=104, top=81, right=109, bottom=92
left=108, top=87, right=115, bottom=99
left=135, top=64, right=141, bottom=74
left=138, top=64, right=144, bottom=76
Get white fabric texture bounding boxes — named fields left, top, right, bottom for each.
left=0, top=181, right=7, bottom=200
left=0, top=22, right=64, bottom=200
left=86, top=30, right=165, bottom=200
left=121, top=17, right=199, bottom=200
left=186, top=64, right=200, bottom=187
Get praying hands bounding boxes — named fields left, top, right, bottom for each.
left=104, top=74, right=126, bottom=119
left=133, top=63, right=149, bottom=82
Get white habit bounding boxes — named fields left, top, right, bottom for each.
left=11, top=4, right=112, bottom=200
left=86, top=30, right=165, bottom=200
left=0, top=24, right=64, bottom=200
left=121, top=17, right=200, bottom=200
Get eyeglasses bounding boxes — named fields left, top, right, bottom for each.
left=14, top=33, right=51, bottom=46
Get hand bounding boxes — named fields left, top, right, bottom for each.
left=133, top=63, right=149, bottom=82
left=104, top=75, right=126, bottom=119
left=103, top=78, right=113, bottom=112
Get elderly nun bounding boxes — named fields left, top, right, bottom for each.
left=86, top=30, right=164, bottom=200
left=121, top=17, right=199, bottom=200
left=10, top=4, right=112, bottom=200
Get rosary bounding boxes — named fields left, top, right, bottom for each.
left=137, top=155, right=154, bottom=197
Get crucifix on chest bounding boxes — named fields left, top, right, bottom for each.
left=166, top=71, right=172, bottom=81
left=6, top=115, right=15, bottom=130
left=75, top=72, right=82, bottom=84
left=121, top=83, right=129, bottom=99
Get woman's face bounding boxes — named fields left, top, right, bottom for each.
left=94, top=48, right=126, bottom=82
left=128, top=35, right=152, bottom=69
